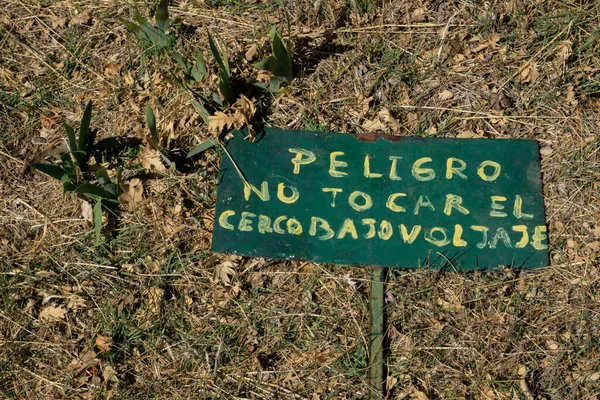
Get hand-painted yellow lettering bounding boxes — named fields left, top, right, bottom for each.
left=273, top=216, right=287, bottom=234
left=511, top=225, right=529, bottom=248
left=244, top=181, right=270, bottom=201
left=389, top=156, right=402, bottom=181
left=453, top=224, right=467, bottom=247
left=414, top=195, right=435, bottom=215
left=513, top=195, right=534, bottom=219
left=489, top=227, right=512, bottom=248
left=286, top=218, right=303, bottom=235
left=443, top=194, right=470, bottom=216
left=446, top=157, right=467, bottom=179
left=348, top=191, right=373, bottom=212
left=386, top=193, right=407, bottom=212
left=490, top=196, right=507, bottom=217
left=309, top=217, right=334, bottom=240
left=289, top=148, right=316, bottom=174
left=477, top=160, right=501, bottom=181
left=337, top=218, right=358, bottom=239
left=362, top=218, right=376, bottom=239
left=400, top=224, right=421, bottom=244
left=257, top=215, right=273, bottom=234
left=531, top=225, right=548, bottom=250
left=329, top=151, right=348, bottom=177
left=378, top=220, right=393, bottom=240
left=277, top=183, right=299, bottom=204
left=238, top=212, right=256, bottom=232
left=364, top=155, right=383, bottom=178
left=322, top=188, right=343, bottom=207
left=218, top=210, right=235, bottom=230
left=424, top=227, right=450, bottom=247
left=470, top=225, right=489, bottom=249
left=411, top=157, right=436, bottom=181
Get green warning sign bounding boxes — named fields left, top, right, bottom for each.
left=212, top=128, right=548, bottom=270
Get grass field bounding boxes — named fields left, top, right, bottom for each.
left=1, top=0, right=600, bottom=398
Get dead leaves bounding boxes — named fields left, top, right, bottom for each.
left=208, top=95, right=257, bottom=137
left=519, top=62, right=540, bottom=84
left=119, top=178, right=144, bottom=211
left=140, top=147, right=167, bottom=173
left=39, top=305, right=67, bottom=322
left=214, top=261, right=236, bottom=286
left=438, top=89, right=454, bottom=101
left=361, top=108, right=400, bottom=133
left=95, top=335, right=112, bottom=353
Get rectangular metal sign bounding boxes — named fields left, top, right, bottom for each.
left=212, top=128, right=549, bottom=270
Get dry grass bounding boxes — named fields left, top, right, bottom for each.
left=1, top=0, right=600, bottom=399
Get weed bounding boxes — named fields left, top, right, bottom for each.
left=30, top=101, right=121, bottom=244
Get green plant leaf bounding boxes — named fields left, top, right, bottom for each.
left=187, top=138, right=218, bottom=158
left=255, top=28, right=293, bottom=83
left=274, top=0, right=284, bottom=7
left=121, top=18, right=144, bottom=39
left=75, top=183, right=115, bottom=200
left=96, top=167, right=117, bottom=197
left=64, top=123, right=77, bottom=153
left=78, top=100, right=93, bottom=152
left=271, top=28, right=293, bottom=81
left=173, top=51, right=192, bottom=75
left=93, top=200, right=102, bottom=245
left=60, top=152, right=74, bottom=174
left=94, top=137, right=120, bottom=152
left=196, top=50, right=207, bottom=75
left=207, top=32, right=230, bottom=76
left=64, top=122, right=84, bottom=168
left=63, top=181, right=77, bottom=193
left=218, top=70, right=237, bottom=104
left=134, top=13, right=168, bottom=47
left=155, top=0, right=169, bottom=33
left=191, top=51, right=207, bottom=82
left=192, top=100, right=210, bottom=124
left=30, top=163, right=67, bottom=182
left=145, top=103, right=159, bottom=146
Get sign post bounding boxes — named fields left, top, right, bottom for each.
left=369, top=266, right=386, bottom=398
left=211, top=128, right=549, bottom=393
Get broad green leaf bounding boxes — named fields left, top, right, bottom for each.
left=60, top=152, right=74, bottom=174
left=75, top=183, right=114, bottom=199
left=255, top=28, right=293, bottom=83
left=89, top=128, right=98, bottom=152
left=173, top=52, right=192, bottom=75
left=145, top=103, right=159, bottom=146
left=191, top=53, right=208, bottom=82
left=271, top=28, right=293, bottom=82
left=212, top=92, right=223, bottom=107
left=134, top=13, right=167, bottom=47
left=63, top=181, right=76, bottom=193
left=196, top=50, right=207, bottom=76
left=78, top=100, right=93, bottom=152
left=192, top=100, right=210, bottom=125
left=251, top=80, right=268, bottom=91
left=96, top=167, right=117, bottom=197
left=65, top=123, right=77, bottom=153
left=187, top=138, right=218, bottom=158
left=30, top=163, right=66, bottom=182
left=155, top=0, right=169, bottom=33
left=219, top=70, right=237, bottom=104
left=274, top=0, right=284, bottom=7
left=120, top=18, right=143, bottom=38
left=207, top=32, right=229, bottom=76
left=94, top=137, right=120, bottom=153
left=93, top=200, right=102, bottom=245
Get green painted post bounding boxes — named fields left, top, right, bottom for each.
left=369, top=266, right=387, bottom=399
